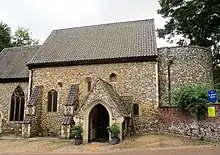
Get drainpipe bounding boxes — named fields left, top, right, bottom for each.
left=168, top=55, right=174, bottom=105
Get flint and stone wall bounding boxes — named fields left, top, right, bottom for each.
left=155, top=46, right=217, bottom=141
left=0, top=82, right=28, bottom=134
left=30, top=46, right=214, bottom=136
left=158, top=46, right=213, bottom=106
left=31, top=61, right=158, bottom=135
left=158, top=105, right=220, bottom=141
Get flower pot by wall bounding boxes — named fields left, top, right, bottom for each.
left=75, top=138, right=83, bottom=145
left=109, top=137, right=120, bottom=145
left=74, top=135, right=83, bottom=145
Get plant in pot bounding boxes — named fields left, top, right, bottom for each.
left=107, top=123, right=120, bottom=145
left=71, top=125, right=83, bottom=145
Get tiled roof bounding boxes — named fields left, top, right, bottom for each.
left=66, top=84, right=79, bottom=106
left=27, top=86, right=43, bottom=106
left=28, top=19, right=157, bottom=66
left=61, top=115, right=73, bottom=125
left=99, top=79, right=130, bottom=116
left=23, top=115, right=35, bottom=124
left=0, top=46, right=40, bottom=79
left=75, top=79, right=130, bottom=117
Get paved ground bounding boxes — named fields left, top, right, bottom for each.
left=0, top=133, right=219, bottom=154
left=3, top=146, right=220, bottom=155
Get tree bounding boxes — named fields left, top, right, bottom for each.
left=157, top=0, right=220, bottom=88
left=157, top=0, right=220, bottom=65
left=0, top=21, right=11, bottom=52
left=12, top=27, right=39, bottom=47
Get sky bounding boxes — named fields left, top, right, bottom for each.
left=0, top=0, right=176, bottom=47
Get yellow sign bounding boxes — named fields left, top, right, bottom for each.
left=208, top=107, right=216, bottom=117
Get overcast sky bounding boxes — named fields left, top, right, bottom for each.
left=0, top=0, right=176, bottom=47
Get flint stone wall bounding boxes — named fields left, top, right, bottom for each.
left=31, top=61, right=158, bottom=135
left=158, top=46, right=213, bottom=106
left=0, top=82, right=28, bottom=134
left=158, top=105, right=220, bottom=141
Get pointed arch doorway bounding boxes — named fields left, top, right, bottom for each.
left=89, top=104, right=109, bottom=142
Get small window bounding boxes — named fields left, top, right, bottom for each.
left=110, top=73, right=117, bottom=82
left=88, top=81, right=91, bottom=91
left=10, top=86, right=25, bottom=121
left=85, top=77, right=92, bottom=91
left=133, top=104, right=139, bottom=116
left=47, top=89, right=58, bottom=112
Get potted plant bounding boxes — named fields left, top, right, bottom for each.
left=107, top=123, right=120, bottom=145
left=71, top=125, right=83, bottom=145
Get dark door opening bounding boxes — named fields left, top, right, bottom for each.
left=89, top=104, right=109, bottom=142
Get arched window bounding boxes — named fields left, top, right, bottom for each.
left=110, top=73, right=117, bottom=82
left=133, top=103, right=139, bottom=116
left=47, top=89, right=58, bottom=112
left=85, top=77, right=92, bottom=91
left=10, top=86, right=25, bottom=121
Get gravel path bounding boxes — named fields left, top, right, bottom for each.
left=0, top=133, right=218, bottom=154
left=2, top=146, right=220, bottom=155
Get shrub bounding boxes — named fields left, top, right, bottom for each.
left=107, top=123, right=120, bottom=137
left=70, top=125, right=83, bottom=138
left=171, top=83, right=210, bottom=120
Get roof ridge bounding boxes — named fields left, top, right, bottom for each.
left=1, top=45, right=41, bottom=51
left=53, top=18, right=155, bottom=32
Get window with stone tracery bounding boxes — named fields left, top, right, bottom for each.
left=10, top=86, right=25, bottom=121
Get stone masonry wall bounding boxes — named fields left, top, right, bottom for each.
left=32, top=61, right=158, bottom=134
left=158, top=105, right=220, bottom=141
left=0, top=82, right=28, bottom=134
left=158, top=46, right=213, bottom=106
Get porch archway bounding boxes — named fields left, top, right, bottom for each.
left=88, top=104, right=109, bottom=142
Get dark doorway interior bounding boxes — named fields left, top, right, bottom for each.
left=89, top=104, right=109, bottom=142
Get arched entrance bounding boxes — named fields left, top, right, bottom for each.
left=89, top=104, right=109, bottom=142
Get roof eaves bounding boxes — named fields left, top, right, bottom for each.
left=27, top=55, right=158, bottom=69
left=0, top=77, right=29, bottom=83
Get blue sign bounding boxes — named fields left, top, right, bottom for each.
left=208, top=90, right=217, bottom=103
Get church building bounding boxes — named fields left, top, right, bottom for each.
left=0, top=19, right=213, bottom=143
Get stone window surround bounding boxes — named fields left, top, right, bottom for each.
left=47, top=89, right=58, bottom=112
left=9, top=86, right=25, bottom=122
left=85, top=77, right=92, bottom=92
left=133, top=103, right=139, bottom=116
left=109, top=73, right=117, bottom=82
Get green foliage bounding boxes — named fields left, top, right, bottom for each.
left=214, top=69, right=220, bottom=100
left=70, top=125, right=83, bottom=138
left=12, top=27, right=39, bottom=47
left=0, top=22, right=40, bottom=52
left=107, top=123, right=120, bottom=137
left=0, top=21, right=11, bottom=52
left=157, top=0, right=220, bottom=66
left=171, top=83, right=210, bottom=120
